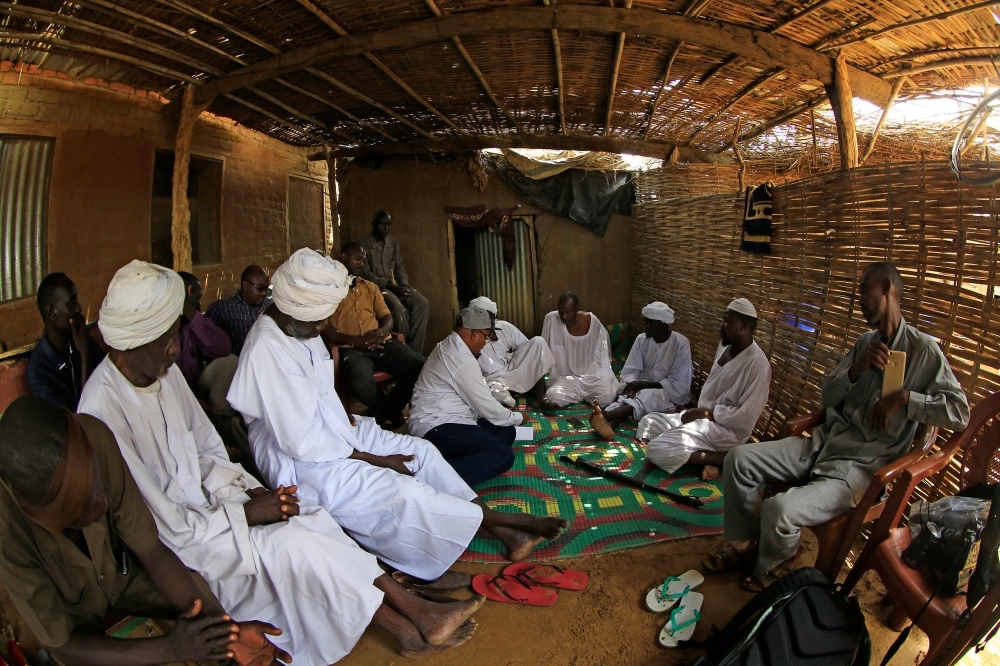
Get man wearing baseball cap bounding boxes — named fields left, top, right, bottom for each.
left=409, top=305, right=530, bottom=486
left=637, top=298, right=771, bottom=482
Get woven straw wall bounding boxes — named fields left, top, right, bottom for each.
left=632, top=161, right=1000, bottom=481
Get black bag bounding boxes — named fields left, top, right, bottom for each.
left=688, top=567, right=871, bottom=666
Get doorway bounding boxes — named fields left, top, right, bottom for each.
left=448, top=216, right=538, bottom=335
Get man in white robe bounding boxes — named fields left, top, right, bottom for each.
left=590, top=302, right=693, bottom=441
left=80, top=260, right=484, bottom=665
left=228, top=249, right=568, bottom=580
left=467, top=296, right=554, bottom=408
left=638, top=299, right=771, bottom=481
left=541, top=291, right=620, bottom=409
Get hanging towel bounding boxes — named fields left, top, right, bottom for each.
left=741, top=181, right=774, bottom=254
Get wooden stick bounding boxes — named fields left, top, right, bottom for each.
left=826, top=52, right=858, bottom=170
left=644, top=42, right=684, bottom=141
left=811, top=106, right=818, bottom=167
left=861, top=75, right=906, bottom=164
left=541, top=0, right=567, bottom=135
left=307, top=68, right=436, bottom=139
left=171, top=84, right=212, bottom=273
left=224, top=93, right=332, bottom=146
left=246, top=86, right=358, bottom=144
left=274, top=78, right=398, bottom=142
left=605, top=0, right=633, bottom=139
left=325, top=152, right=339, bottom=253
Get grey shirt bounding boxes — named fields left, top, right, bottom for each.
left=806, top=317, right=970, bottom=499
left=358, top=232, right=409, bottom=289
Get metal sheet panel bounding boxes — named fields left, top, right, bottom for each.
left=1, top=137, right=54, bottom=302
left=474, top=219, right=536, bottom=334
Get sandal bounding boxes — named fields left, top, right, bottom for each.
left=658, top=591, right=704, bottom=647
left=503, top=563, right=589, bottom=591
left=645, top=570, right=704, bottom=613
left=392, top=570, right=472, bottom=592
left=702, top=543, right=756, bottom=572
left=471, top=573, right=558, bottom=606
left=740, top=564, right=794, bottom=593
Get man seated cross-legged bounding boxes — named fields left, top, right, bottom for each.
left=228, top=249, right=568, bottom=582
left=541, top=291, right=620, bottom=409
left=590, top=301, right=692, bottom=441
left=80, top=260, right=484, bottom=664
left=707, top=264, right=970, bottom=593
left=322, top=242, right=425, bottom=428
left=0, top=396, right=289, bottom=666
left=467, top=296, right=554, bottom=409
left=638, top=299, right=772, bottom=482
left=409, top=305, right=529, bottom=486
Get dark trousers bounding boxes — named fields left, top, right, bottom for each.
left=422, top=419, right=516, bottom=486
left=340, top=338, right=425, bottom=417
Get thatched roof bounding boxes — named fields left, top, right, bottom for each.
left=1, top=0, right=996, bottom=158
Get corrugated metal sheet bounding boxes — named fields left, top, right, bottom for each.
left=1, top=137, right=54, bottom=302
left=474, top=218, right=536, bottom=334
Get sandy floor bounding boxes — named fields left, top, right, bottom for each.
left=0, top=532, right=996, bottom=665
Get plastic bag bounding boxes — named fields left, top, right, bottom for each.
left=909, top=496, right=990, bottom=540
left=486, top=380, right=516, bottom=408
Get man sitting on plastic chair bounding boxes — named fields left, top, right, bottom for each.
left=705, top=262, right=970, bottom=593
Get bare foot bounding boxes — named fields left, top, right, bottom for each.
left=589, top=401, right=616, bottom=441
left=541, top=400, right=561, bottom=412
left=491, top=512, right=568, bottom=539
left=701, top=464, right=720, bottom=481
left=409, top=594, right=485, bottom=646
left=398, top=619, right=477, bottom=657
left=493, top=526, right=548, bottom=561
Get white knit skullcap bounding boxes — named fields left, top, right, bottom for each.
left=727, top=298, right=758, bottom=319
left=641, top=301, right=675, bottom=324
left=271, top=248, right=350, bottom=322
left=98, top=260, right=185, bottom=351
left=468, top=296, right=498, bottom=316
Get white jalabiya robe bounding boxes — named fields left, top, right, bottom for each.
left=639, top=341, right=771, bottom=473
left=478, top=320, right=555, bottom=395
left=606, top=332, right=693, bottom=419
left=228, top=316, right=483, bottom=581
left=79, top=358, right=383, bottom=666
left=541, top=311, right=620, bottom=407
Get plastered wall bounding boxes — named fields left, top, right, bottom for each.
left=0, top=66, right=326, bottom=349
left=337, top=157, right=634, bottom=352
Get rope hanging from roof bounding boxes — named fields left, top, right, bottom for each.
left=951, top=88, right=1000, bottom=186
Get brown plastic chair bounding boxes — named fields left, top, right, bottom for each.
left=842, top=390, right=1000, bottom=666
left=777, top=409, right=938, bottom=581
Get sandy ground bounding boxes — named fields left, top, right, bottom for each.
left=0, top=532, right=996, bottom=665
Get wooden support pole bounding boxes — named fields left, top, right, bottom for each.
left=325, top=151, right=339, bottom=253
left=861, top=75, right=906, bottom=164
left=171, top=84, right=212, bottom=273
left=643, top=43, right=684, bottom=141
left=541, top=0, right=567, bottom=135
left=810, top=106, right=817, bottom=167
left=826, top=51, right=858, bottom=170
left=605, top=0, right=633, bottom=137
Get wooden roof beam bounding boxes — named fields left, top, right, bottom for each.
left=688, top=68, right=785, bottom=143
left=643, top=42, right=685, bottom=141
left=605, top=0, right=634, bottom=136
left=826, top=0, right=999, bottom=49
left=293, top=0, right=462, bottom=134
left=306, top=134, right=712, bottom=162
left=273, top=78, right=399, bottom=142
left=826, top=51, right=858, bottom=169
left=192, top=6, right=892, bottom=108
left=861, top=75, right=906, bottom=164
left=152, top=0, right=279, bottom=54
left=224, top=93, right=333, bottom=146
left=882, top=56, right=1000, bottom=79
left=424, top=0, right=521, bottom=131
left=732, top=96, right=828, bottom=145
left=246, top=86, right=360, bottom=144
left=541, top=0, right=566, bottom=135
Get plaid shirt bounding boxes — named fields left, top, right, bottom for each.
left=205, top=291, right=271, bottom=356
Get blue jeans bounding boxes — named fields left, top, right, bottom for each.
left=422, top=419, right=516, bottom=486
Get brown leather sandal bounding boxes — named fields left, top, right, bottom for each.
left=702, top=543, right=757, bottom=572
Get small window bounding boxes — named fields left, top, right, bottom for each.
left=0, top=136, right=54, bottom=303
left=287, top=175, right=326, bottom=254
left=151, top=150, right=222, bottom=267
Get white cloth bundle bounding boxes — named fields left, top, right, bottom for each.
left=98, top=260, right=184, bottom=351
left=271, top=248, right=350, bottom=322
left=642, top=301, right=675, bottom=324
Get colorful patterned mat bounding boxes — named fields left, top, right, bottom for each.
left=462, top=325, right=724, bottom=562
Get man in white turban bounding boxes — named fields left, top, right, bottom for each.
left=80, top=258, right=486, bottom=664
left=589, top=301, right=692, bottom=441
left=228, top=249, right=567, bottom=583
left=638, top=299, right=772, bottom=482
left=466, top=295, right=554, bottom=408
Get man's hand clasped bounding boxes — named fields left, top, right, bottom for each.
left=681, top=408, right=713, bottom=424
left=868, top=389, right=909, bottom=432
left=243, top=485, right=300, bottom=526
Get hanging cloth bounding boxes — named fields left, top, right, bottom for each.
left=741, top=181, right=774, bottom=255
left=444, top=205, right=520, bottom=270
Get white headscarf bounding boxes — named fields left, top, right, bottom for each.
left=468, top=296, right=498, bottom=316
left=641, top=301, right=675, bottom=324
left=98, top=260, right=185, bottom=351
left=727, top=298, right=758, bottom=318
left=271, top=248, right=350, bottom=322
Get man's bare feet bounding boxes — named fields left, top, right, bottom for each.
left=541, top=399, right=561, bottom=412
left=701, top=464, right=720, bottom=481
left=408, top=594, right=485, bottom=645
left=491, top=526, right=548, bottom=561
left=589, top=401, right=616, bottom=441
left=398, top=619, right=478, bottom=658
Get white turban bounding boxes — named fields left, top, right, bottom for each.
left=98, top=260, right=185, bottom=351
left=468, top=296, right=497, bottom=316
left=271, top=248, right=350, bottom=322
left=727, top=298, right=758, bottom=319
left=641, top=301, right=675, bottom=324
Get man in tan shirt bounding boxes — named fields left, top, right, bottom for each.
left=323, top=242, right=426, bottom=428
left=0, top=395, right=288, bottom=666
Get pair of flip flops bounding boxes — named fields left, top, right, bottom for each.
left=471, top=563, right=588, bottom=606
left=645, top=570, right=705, bottom=648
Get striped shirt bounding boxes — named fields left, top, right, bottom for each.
left=205, top=291, right=271, bottom=356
